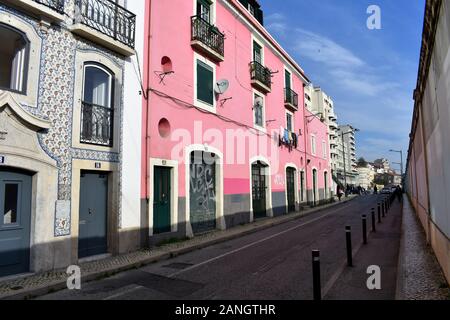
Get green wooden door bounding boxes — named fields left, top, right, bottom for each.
left=286, top=168, right=296, bottom=213
left=153, top=167, right=171, bottom=234
left=252, top=162, right=267, bottom=219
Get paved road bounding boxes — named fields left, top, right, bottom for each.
left=38, top=195, right=401, bottom=300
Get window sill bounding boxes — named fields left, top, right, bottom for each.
left=3, top=0, right=65, bottom=24
left=194, top=99, right=217, bottom=114
left=70, top=24, right=135, bottom=57
left=191, top=40, right=224, bottom=62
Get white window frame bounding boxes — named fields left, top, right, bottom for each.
left=193, top=0, right=216, bottom=24
left=193, top=52, right=217, bottom=113
left=72, top=51, right=122, bottom=153
left=82, top=63, right=114, bottom=109
left=284, top=66, right=293, bottom=89
left=0, top=14, right=41, bottom=107
left=311, top=134, right=317, bottom=156
left=251, top=34, right=265, bottom=65
left=252, top=89, right=266, bottom=131
left=286, top=110, right=294, bottom=132
left=322, top=140, right=327, bottom=159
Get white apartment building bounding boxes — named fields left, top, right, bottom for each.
left=336, top=125, right=358, bottom=187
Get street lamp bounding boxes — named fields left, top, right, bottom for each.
left=306, top=112, right=325, bottom=123
left=303, top=112, right=325, bottom=206
left=341, top=126, right=360, bottom=192
left=389, top=149, right=404, bottom=178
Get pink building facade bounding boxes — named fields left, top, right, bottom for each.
left=141, top=0, right=332, bottom=242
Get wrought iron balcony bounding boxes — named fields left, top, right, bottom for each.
left=250, top=61, right=272, bottom=93
left=74, top=0, right=136, bottom=50
left=80, top=101, right=114, bottom=147
left=191, top=16, right=225, bottom=62
left=34, top=0, right=65, bottom=14
left=284, top=88, right=298, bottom=110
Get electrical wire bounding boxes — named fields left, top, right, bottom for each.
left=148, top=87, right=321, bottom=159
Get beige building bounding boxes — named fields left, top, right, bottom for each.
left=406, top=0, right=450, bottom=284
left=356, top=164, right=375, bottom=189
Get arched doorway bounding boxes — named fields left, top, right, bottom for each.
left=189, top=151, right=218, bottom=234
left=0, top=167, right=32, bottom=277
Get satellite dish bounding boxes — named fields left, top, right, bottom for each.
left=214, top=79, right=230, bottom=95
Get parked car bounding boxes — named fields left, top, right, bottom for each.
left=381, top=187, right=392, bottom=194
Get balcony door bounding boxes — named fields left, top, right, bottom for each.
left=81, top=64, right=114, bottom=146
left=253, top=41, right=262, bottom=64
left=197, top=0, right=211, bottom=22
left=285, top=70, right=291, bottom=89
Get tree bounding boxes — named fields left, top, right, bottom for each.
left=357, top=157, right=368, bottom=167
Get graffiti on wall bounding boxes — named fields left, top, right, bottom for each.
left=190, top=162, right=216, bottom=211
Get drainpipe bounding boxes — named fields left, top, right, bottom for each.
left=144, top=0, right=152, bottom=201
left=302, top=84, right=309, bottom=206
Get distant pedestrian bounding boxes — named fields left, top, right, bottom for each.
left=337, top=185, right=343, bottom=201
left=396, top=185, right=403, bottom=203
left=374, top=185, right=378, bottom=195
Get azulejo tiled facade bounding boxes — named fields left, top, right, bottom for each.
left=2, top=5, right=124, bottom=235
left=0, top=0, right=137, bottom=276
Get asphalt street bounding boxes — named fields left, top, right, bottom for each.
left=37, top=194, right=402, bottom=300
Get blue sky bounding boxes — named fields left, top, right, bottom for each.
left=260, top=0, right=425, bottom=169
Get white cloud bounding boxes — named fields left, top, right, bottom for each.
left=264, top=11, right=413, bottom=160
left=291, top=29, right=364, bottom=68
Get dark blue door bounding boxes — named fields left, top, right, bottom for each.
left=0, top=168, right=32, bottom=277
left=78, top=172, right=108, bottom=259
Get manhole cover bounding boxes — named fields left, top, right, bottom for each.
left=9, top=286, right=23, bottom=291
left=162, top=263, right=194, bottom=270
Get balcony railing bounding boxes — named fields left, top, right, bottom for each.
left=80, top=102, right=114, bottom=146
left=284, top=88, right=298, bottom=109
left=250, top=61, right=272, bottom=92
left=74, top=0, right=136, bottom=48
left=34, top=0, right=65, bottom=14
left=191, top=16, right=225, bottom=59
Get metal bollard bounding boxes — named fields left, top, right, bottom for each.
left=382, top=201, right=386, bottom=216
left=378, top=203, right=382, bottom=223
left=346, top=226, right=353, bottom=267
left=312, top=250, right=321, bottom=300
left=362, top=215, right=368, bottom=245
left=371, top=208, right=376, bottom=232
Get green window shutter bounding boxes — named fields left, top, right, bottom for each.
left=197, top=60, right=214, bottom=106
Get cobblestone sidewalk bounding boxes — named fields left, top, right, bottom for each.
left=0, top=196, right=357, bottom=300
left=396, top=196, right=450, bottom=300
